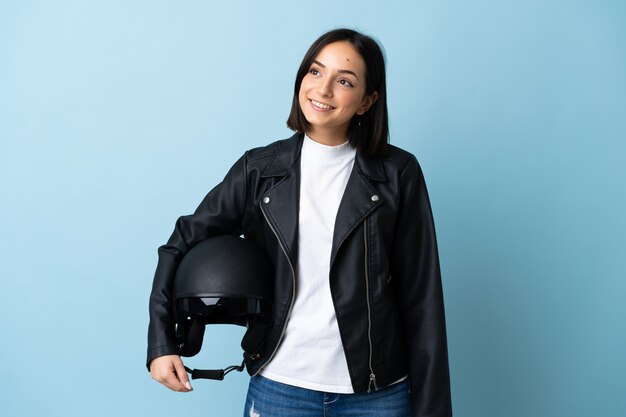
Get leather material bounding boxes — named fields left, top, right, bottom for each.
left=147, top=132, right=452, bottom=417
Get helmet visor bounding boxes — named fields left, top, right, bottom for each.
left=178, top=297, right=267, bottom=326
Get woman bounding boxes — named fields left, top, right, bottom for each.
left=147, top=28, right=452, bottom=417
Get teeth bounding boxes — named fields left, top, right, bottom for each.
left=312, top=100, right=333, bottom=110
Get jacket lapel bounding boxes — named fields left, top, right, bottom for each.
left=330, top=149, right=387, bottom=269
left=259, top=133, right=304, bottom=269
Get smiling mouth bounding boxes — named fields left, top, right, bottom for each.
left=310, top=99, right=335, bottom=110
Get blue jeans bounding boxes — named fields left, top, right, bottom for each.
left=243, top=375, right=412, bottom=417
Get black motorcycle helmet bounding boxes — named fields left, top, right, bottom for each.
left=173, top=235, right=274, bottom=380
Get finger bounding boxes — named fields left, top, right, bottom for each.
left=173, top=358, right=193, bottom=391
left=152, top=365, right=180, bottom=392
left=163, top=372, right=187, bottom=392
left=160, top=364, right=187, bottom=392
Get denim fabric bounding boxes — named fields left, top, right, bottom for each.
left=243, top=375, right=412, bottom=417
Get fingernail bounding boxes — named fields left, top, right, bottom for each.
left=185, top=381, right=192, bottom=390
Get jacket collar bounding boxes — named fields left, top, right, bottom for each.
left=259, top=131, right=388, bottom=272
left=262, top=132, right=387, bottom=182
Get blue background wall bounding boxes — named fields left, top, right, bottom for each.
left=1, top=1, right=624, bottom=416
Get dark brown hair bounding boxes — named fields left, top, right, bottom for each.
left=286, top=28, right=389, bottom=155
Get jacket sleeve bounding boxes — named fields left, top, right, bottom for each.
left=391, top=155, right=452, bottom=417
left=146, top=152, right=248, bottom=370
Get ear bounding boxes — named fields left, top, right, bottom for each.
left=356, top=91, right=379, bottom=115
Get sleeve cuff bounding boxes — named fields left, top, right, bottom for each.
left=146, top=344, right=180, bottom=371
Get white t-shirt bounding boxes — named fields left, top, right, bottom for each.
left=259, top=133, right=356, bottom=393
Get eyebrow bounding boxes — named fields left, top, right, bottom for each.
left=312, top=60, right=359, bottom=79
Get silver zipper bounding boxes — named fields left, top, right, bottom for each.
left=252, top=200, right=297, bottom=376
left=364, top=218, right=378, bottom=392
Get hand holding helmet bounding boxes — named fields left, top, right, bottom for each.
left=149, top=355, right=193, bottom=392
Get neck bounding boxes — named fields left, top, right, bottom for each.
left=306, top=125, right=349, bottom=146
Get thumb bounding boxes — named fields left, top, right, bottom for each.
left=173, top=357, right=193, bottom=391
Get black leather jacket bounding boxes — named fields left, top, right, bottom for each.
left=147, top=132, right=452, bottom=417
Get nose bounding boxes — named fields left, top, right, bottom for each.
left=317, top=77, right=333, bottom=97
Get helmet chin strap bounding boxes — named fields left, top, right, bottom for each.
left=177, top=307, right=272, bottom=381
left=184, top=360, right=245, bottom=380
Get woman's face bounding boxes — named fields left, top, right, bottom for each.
left=298, top=41, right=378, bottom=144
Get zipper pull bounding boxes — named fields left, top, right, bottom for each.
left=367, top=373, right=378, bottom=393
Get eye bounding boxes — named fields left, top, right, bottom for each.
left=309, top=68, right=320, bottom=76
left=339, top=79, right=354, bottom=88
